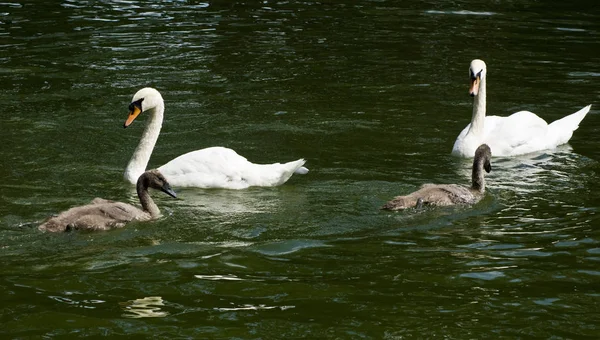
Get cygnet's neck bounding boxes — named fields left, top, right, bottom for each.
left=136, top=179, right=160, bottom=218
left=124, top=104, right=164, bottom=184
left=471, top=158, right=486, bottom=193
left=468, top=77, right=487, bottom=138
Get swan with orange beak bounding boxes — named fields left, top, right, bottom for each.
left=122, top=87, right=309, bottom=189
left=452, top=59, right=590, bottom=157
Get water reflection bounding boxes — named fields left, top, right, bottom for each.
left=48, top=294, right=105, bottom=309
left=120, top=296, right=169, bottom=318
left=491, top=145, right=587, bottom=192
left=194, top=274, right=247, bottom=281
left=459, top=271, right=506, bottom=280
left=214, top=304, right=294, bottom=312
left=173, top=188, right=282, bottom=214
left=425, top=10, right=496, bottom=16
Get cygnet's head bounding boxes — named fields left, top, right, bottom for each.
left=124, top=87, right=163, bottom=128
left=137, top=169, right=177, bottom=198
left=474, top=144, right=492, bottom=173
left=469, top=59, right=487, bottom=97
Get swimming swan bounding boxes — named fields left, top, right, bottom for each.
left=383, top=144, right=492, bottom=210
left=452, top=59, right=591, bottom=157
left=123, top=87, right=309, bottom=189
left=39, top=170, right=177, bottom=232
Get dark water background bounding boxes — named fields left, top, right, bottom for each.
left=1, top=0, right=599, bottom=338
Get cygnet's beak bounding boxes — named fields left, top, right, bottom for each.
left=484, top=160, right=492, bottom=173
left=161, top=183, right=177, bottom=199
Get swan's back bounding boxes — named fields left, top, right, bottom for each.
left=38, top=200, right=148, bottom=232
left=453, top=112, right=548, bottom=157
left=159, top=146, right=307, bottom=189
left=474, top=107, right=589, bottom=156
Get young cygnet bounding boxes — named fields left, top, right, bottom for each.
left=382, top=144, right=492, bottom=210
left=39, top=170, right=177, bottom=232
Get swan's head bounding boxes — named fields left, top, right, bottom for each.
left=474, top=143, right=492, bottom=173
left=124, top=87, right=164, bottom=128
left=138, top=169, right=178, bottom=199
left=469, top=59, right=487, bottom=97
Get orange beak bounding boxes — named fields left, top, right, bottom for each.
left=124, top=105, right=142, bottom=128
left=469, top=76, right=480, bottom=97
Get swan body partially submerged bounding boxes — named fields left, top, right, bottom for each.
left=383, top=144, right=492, bottom=210
left=39, top=170, right=177, bottom=232
left=452, top=59, right=590, bottom=157
left=123, top=87, right=308, bottom=189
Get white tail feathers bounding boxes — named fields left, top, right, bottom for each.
left=267, top=159, right=308, bottom=186
left=289, top=159, right=308, bottom=175
left=295, top=166, right=309, bottom=175
left=548, top=104, right=591, bottom=146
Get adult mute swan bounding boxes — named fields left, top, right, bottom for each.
left=39, top=170, right=177, bottom=232
left=383, top=144, right=492, bottom=210
left=123, top=88, right=309, bottom=189
left=452, top=59, right=591, bottom=157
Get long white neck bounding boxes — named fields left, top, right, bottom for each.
left=124, top=104, right=164, bottom=184
left=468, top=76, right=487, bottom=137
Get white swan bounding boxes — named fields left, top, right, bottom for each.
left=452, top=59, right=591, bottom=157
left=383, top=144, right=492, bottom=211
left=123, top=87, right=309, bottom=189
left=39, top=170, right=177, bottom=232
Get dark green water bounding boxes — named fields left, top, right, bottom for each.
left=1, top=1, right=599, bottom=338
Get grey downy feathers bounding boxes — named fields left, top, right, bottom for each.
left=39, top=170, right=177, bottom=232
left=383, top=144, right=492, bottom=211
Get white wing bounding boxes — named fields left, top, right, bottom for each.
left=453, top=105, right=590, bottom=157
left=159, top=147, right=306, bottom=189
left=483, top=111, right=548, bottom=156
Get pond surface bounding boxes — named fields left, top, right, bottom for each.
left=1, top=0, right=599, bottom=338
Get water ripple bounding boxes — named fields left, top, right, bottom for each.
left=460, top=271, right=506, bottom=280
left=214, top=304, right=295, bottom=312
left=120, top=296, right=169, bottom=318
left=425, top=10, right=496, bottom=16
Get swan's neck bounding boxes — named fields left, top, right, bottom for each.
left=471, top=160, right=486, bottom=193
left=137, top=181, right=160, bottom=218
left=124, top=104, right=164, bottom=183
left=468, top=77, right=487, bottom=137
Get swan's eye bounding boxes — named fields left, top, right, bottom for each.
left=129, top=98, right=144, bottom=113
left=469, top=70, right=483, bottom=79
left=470, top=70, right=483, bottom=80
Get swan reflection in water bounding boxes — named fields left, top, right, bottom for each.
left=120, top=296, right=169, bottom=318
left=487, top=144, right=592, bottom=194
